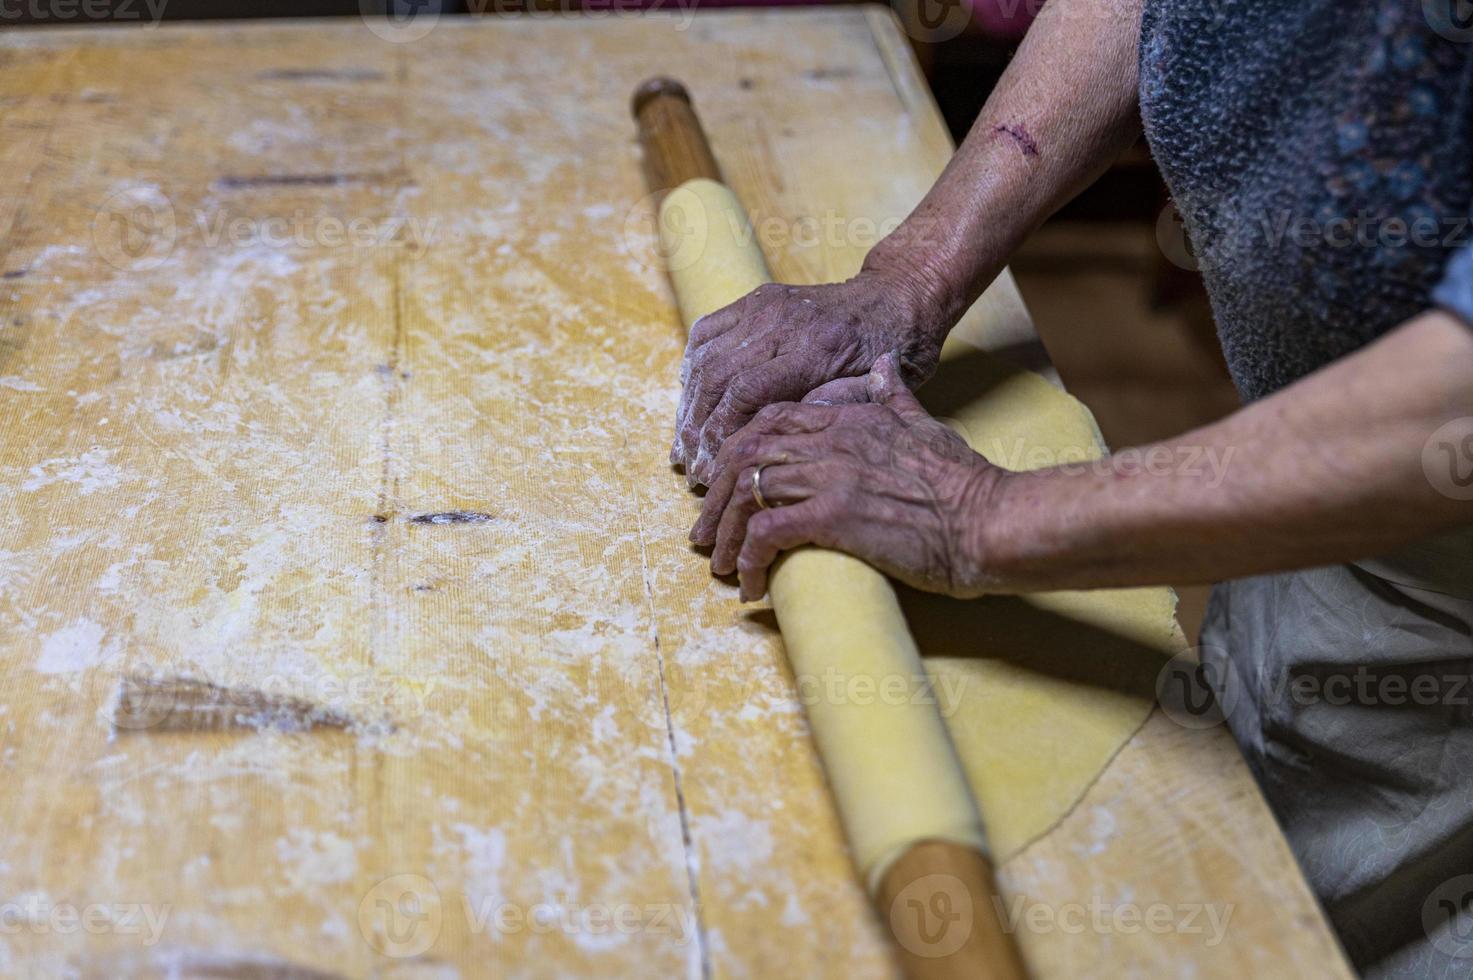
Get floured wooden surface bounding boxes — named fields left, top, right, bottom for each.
left=0, top=10, right=1349, bottom=978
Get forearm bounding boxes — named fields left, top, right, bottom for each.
left=867, top=0, right=1145, bottom=333
left=981, top=312, right=1473, bottom=592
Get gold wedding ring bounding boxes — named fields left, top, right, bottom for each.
left=751, top=464, right=771, bottom=511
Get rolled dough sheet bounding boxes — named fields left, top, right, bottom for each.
left=659, top=177, right=1184, bottom=882
left=913, top=348, right=1187, bottom=860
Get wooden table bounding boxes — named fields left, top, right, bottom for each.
left=0, top=10, right=1353, bottom=978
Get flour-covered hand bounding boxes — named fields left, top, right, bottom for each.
left=672, top=270, right=946, bottom=487
left=690, top=354, right=1008, bottom=600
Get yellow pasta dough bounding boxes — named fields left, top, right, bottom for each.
left=659, top=178, right=772, bottom=328
left=911, top=348, right=1185, bottom=859
left=659, top=178, right=1182, bottom=888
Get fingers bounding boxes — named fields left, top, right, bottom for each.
left=689, top=354, right=816, bottom=485
left=691, top=406, right=839, bottom=544
left=675, top=373, right=725, bottom=473
left=686, top=307, right=735, bottom=357
left=737, top=498, right=836, bottom=601
left=710, top=462, right=830, bottom=575
left=679, top=358, right=974, bottom=603
left=801, top=376, right=870, bottom=406
left=673, top=290, right=770, bottom=466
left=866, top=352, right=931, bottom=424
left=675, top=329, right=752, bottom=471
left=673, top=299, right=750, bottom=464
left=684, top=290, right=762, bottom=365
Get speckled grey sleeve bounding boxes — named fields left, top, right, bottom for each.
left=1433, top=242, right=1473, bottom=329
left=1139, top=0, right=1473, bottom=401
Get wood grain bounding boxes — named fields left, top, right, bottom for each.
left=632, top=77, right=724, bottom=193
left=878, top=841, right=1030, bottom=980
left=0, top=10, right=1351, bottom=978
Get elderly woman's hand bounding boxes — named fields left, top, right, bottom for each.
left=672, top=268, right=950, bottom=488
left=689, top=354, right=1009, bottom=601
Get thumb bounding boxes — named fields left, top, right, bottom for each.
left=802, top=375, right=870, bottom=406
left=866, top=353, right=930, bottom=423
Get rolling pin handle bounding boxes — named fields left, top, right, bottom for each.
left=631, top=75, right=724, bottom=193
left=878, top=840, right=1031, bottom=980
left=630, top=75, right=692, bottom=117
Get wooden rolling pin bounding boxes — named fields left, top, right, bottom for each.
left=632, top=76, right=1029, bottom=980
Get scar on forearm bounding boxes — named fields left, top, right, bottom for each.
left=993, top=123, right=1040, bottom=158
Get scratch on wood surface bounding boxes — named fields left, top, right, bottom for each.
left=213, top=170, right=411, bottom=190
left=109, top=674, right=389, bottom=736
left=118, top=951, right=352, bottom=980
left=254, top=67, right=385, bottom=82
left=407, top=510, right=495, bottom=526
left=803, top=66, right=856, bottom=81
left=630, top=491, right=712, bottom=980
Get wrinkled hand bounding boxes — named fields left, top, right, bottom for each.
left=689, top=354, right=1007, bottom=601
left=673, top=272, right=944, bottom=487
